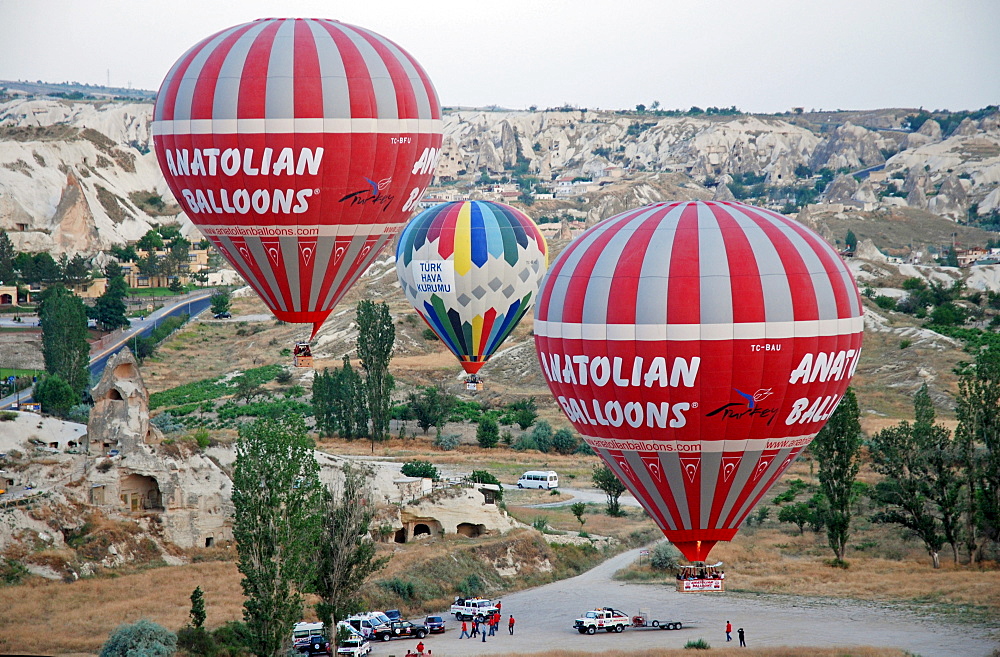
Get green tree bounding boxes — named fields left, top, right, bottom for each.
left=468, top=470, right=503, bottom=500
left=529, top=421, right=553, bottom=453
left=62, top=254, right=92, bottom=286
left=39, top=285, right=90, bottom=399
left=100, top=619, right=177, bottom=657
left=90, top=262, right=130, bottom=331
left=313, top=463, right=390, bottom=640
left=137, top=228, right=164, bottom=252
left=232, top=416, right=323, bottom=657
left=401, top=460, right=439, bottom=479
left=189, top=586, right=206, bottom=629
left=845, top=230, right=857, bottom=252
left=593, top=463, right=627, bottom=516
left=570, top=502, right=587, bottom=529
left=210, top=290, right=231, bottom=316
left=870, top=384, right=952, bottom=568
left=552, top=428, right=579, bottom=455
left=356, top=300, right=395, bottom=444
left=313, top=359, right=368, bottom=439
left=408, top=386, right=456, bottom=434
left=508, top=398, right=538, bottom=430
left=811, top=387, right=862, bottom=563
left=955, top=343, right=1000, bottom=563
left=0, top=229, right=15, bottom=284
left=137, top=251, right=160, bottom=277
left=477, top=415, right=500, bottom=448
left=35, top=373, right=76, bottom=418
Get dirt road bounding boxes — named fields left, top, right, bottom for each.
left=404, top=546, right=998, bottom=657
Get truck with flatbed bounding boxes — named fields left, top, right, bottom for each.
left=573, top=608, right=631, bottom=634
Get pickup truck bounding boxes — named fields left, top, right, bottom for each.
left=573, top=608, right=631, bottom=635
left=372, top=621, right=427, bottom=642
left=450, top=597, right=498, bottom=621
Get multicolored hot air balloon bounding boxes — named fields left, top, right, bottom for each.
left=533, top=200, right=863, bottom=562
left=396, top=201, right=548, bottom=377
left=153, top=18, right=443, bottom=338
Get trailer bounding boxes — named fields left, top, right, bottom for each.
left=630, top=611, right=692, bottom=631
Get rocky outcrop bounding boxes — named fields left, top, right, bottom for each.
left=84, top=347, right=233, bottom=549
left=823, top=174, right=860, bottom=204
left=810, top=122, right=886, bottom=171
left=928, top=175, right=970, bottom=220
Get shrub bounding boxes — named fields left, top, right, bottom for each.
left=191, top=429, right=211, bottom=450
left=532, top=516, right=550, bottom=532
left=422, top=328, right=439, bottom=341
left=650, top=542, right=682, bottom=570
left=274, top=369, right=292, bottom=384
left=0, top=410, right=17, bottom=422
left=456, top=573, right=484, bottom=597
left=379, top=577, right=415, bottom=600
left=529, top=421, right=553, bottom=453
left=401, top=459, right=439, bottom=480
left=552, top=428, right=579, bottom=455
left=873, top=295, right=897, bottom=310
left=684, top=638, right=711, bottom=649
left=433, top=433, right=460, bottom=451
left=513, top=434, right=539, bottom=451
left=67, top=403, right=91, bottom=424
left=151, top=411, right=185, bottom=434
left=100, top=619, right=177, bottom=657
left=477, top=416, right=500, bottom=448
left=0, top=558, right=29, bottom=584
left=900, top=339, right=912, bottom=349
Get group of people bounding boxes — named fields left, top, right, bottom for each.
left=457, top=608, right=515, bottom=641
left=725, top=620, right=746, bottom=647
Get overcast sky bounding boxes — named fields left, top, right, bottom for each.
left=1, top=0, right=997, bottom=113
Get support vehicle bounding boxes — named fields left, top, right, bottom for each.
left=373, top=620, right=428, bottom=642
left=450, top=597, right=499, bottom=621
left=573, top=608, right=630, bottom=635
left=630, top=610, right=688, bottom=631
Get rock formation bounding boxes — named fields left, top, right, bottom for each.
left=84, top=348, right=234, bottom=549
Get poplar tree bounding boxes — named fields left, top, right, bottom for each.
left=232, top=416, right=323, bottom=657
left=313, top=463, right=389, bottom=640
left=811, top=387, right=862, bottom=564
left=356, top=300, right=395, bottom=444
left=39, top=284, right=90, bottom=399
left=592, top=463, right=627, bottom=516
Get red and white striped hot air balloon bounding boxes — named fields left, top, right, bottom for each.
left=153, top=18, right=442, bottom=338
left=533, top=201, right=864, bottom=563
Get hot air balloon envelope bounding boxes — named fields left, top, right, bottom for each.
left=153, top=18, right=443, bottom=338
left=396, top=201, right=548, bottom=374
left=533, top=201, right=864, bottom=562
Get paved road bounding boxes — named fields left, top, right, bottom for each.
left=0, top=291, right=213, bottom=410
left=522, top=485, right=641, bottom=509
left=401, top=546, right=997, bottom=657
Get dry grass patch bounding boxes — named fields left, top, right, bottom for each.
left=0, top=561, right=244, bottom=655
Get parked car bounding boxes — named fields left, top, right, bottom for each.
left=373, top=620, right=427, bottom=642
left=299, top=636, right=332, bottom=657
left=214, top=311, right=232, bottom=319
left=385, top=609, right=402, bottom=622
left=335, top=637, right=371, bottom=657
left=424, top=616, right=446, bottom=634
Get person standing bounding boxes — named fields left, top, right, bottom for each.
left=488, top=614, right=496, bottom=636
left=481, top=622, right=487, bottom=643
left=738, top=627, right=746, bottom=647
left=508, top=615, right=515, bottom=635
left=459, top=620, right=469, bottom=639
left=471, top=619, right=478, bottom=638
left=415, top=641, right=425, bottom=656
left=726, top=620, right=732, bottom=642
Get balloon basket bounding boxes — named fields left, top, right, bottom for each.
left=675, top=562, right=726, bottom=593
left=293, top=342, right=313, bottom=368
left=465, top=374, right=484, bottom=391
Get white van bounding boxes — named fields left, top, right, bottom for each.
left=292, top=622, right=324, bottom=649
left=517, top=470, right=559, bottom=490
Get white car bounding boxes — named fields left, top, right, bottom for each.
left=336, top=637, right=371, bottom=657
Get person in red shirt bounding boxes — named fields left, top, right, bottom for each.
left=508, top=615, right=515, bottom=635
left=415, top=641, right=425, bottom=655
left=459, top=620, right=469, bottom=639
left=726, top=620, right=732, bottom=642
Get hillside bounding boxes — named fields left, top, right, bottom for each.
left=2, top=96, right=998, bottom=257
